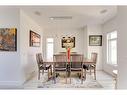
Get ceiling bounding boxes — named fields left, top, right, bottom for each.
left=21, top=6, right=117, bottom=30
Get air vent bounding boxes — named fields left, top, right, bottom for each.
left=100, top=9, right=107, bottom=14
left=34, top=11, right=41, bottom=16
left=50, top=16, right=72, bottom=20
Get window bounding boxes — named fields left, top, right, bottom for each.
left=46, top=38, right=54, bottom=61
left=107, top=31, right=117, bottom=65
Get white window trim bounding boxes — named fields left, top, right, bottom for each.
left=46, top=38, right=54, bottom=61
left=107, top=32, right=117, bottom=66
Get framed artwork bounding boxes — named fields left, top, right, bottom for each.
left=62, top=37, right=75, bottom=48
left=30, top=30, right=41, bottom=47
left=0, top=28, right=17, bottom=51
left=89, top=35, right=102, bottom=46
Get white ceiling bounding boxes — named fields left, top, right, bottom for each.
left=21, top=6, right=117, bottom=30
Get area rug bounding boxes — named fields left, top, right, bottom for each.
left=37, top=74, right=103, bottom=89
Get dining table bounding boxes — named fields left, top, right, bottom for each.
left=43, top=58, right=95, bottom=65
left=43, top=58, right=95, bottom=79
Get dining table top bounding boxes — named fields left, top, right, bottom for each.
left=43, top=58, right=95, bottom=64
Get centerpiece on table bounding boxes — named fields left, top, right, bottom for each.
left=65, top=42, right=73, bottom=63
left=62, top=37, right=75, bottom=63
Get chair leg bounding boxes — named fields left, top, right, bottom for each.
left=42, top=69, right=44, bottom=75
left=90, top=65, right=91, bottom=75
left=70, top=70, right=71, bottom=84
left=48, top=69, right=49, bottom=80
left=50, top=67, right=52, bottom=75
left=81, top=69, right=83, bottom=84
left=94, top=67, right=96, bottom=80
left=54, top=71, right=56, bottom=84
left=38, top=70, right=40, bottom=80
left=66, top=71, right=67, bottom=84
left=84, top=69, right=86, bottom=80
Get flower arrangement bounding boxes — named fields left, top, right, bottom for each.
left=62, top=36, right=75, bottom=63
left=64, top=38, right=74, bottom=62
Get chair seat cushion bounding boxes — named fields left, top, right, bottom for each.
left=83, top=64, right=89, bottom=70
left=70, top=68, right=82, bottom=71
left=55, top=68, right=66, bottom=71
left=40, top=64, right=51, bottom=70
left=91, top=64, right=96, bottom=67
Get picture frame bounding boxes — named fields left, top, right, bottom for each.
left=30, top=30, right=41, bottom=47
left=0, top=28, right=17, bottom=51
left=89, top=35, right=102, bottom=46
left=61, top=37, right=75, bottom=48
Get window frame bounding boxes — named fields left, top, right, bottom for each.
left=46, top=38, right=54, bottom=61
left=107, top=31, right=117, bottom=66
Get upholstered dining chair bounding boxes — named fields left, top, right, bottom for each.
left=89, top=53, right=98, bottom=80
left=53, top=54, right=67, bottom=83
left=70, top=54, right=84, bottom=84
left=36, top=53, right=52, bottom=80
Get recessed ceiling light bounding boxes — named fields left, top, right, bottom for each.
left=50, top=17, right=54, bottom=20
left=34, top=11, right=41, bottom=16
left=100, top=9, right=107, bottom=14
left=50, top=16, right=72, bottom=20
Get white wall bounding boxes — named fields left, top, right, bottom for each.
left=43, top=28, right=87, bottom=60
left=117, top=6, right=127, bottom=89
left=0, top=7, right=22, bottom=87
left=20, top=10, right=43, bottom=82
left=83, top=26, right=88, bottom=57
left=86, top=24, right=102, bottom=70
left=0, top=8, right=43, bottom=87
left=102, top=16, right=117, bottom=75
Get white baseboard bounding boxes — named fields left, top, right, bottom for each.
left=23, top=70, right=37, bottom=84
left=0, top=71, right=37, bottom=89
left=103, top=70, right=114, bottom=77
left=0, top=81, right=24, bottom=89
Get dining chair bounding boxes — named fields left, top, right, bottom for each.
left=53, top=54, right=67, bottom=83
left=36, top=53, right=52, bottom=80
left=89, top=52, right=98, bottom=80
left=70, top=54, right=84, bottom=84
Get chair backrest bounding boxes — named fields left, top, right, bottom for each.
left=70, top=54, right=83, bottom=68
left=91, top=53, right=98, bottom=64
left=36, top=53, right=43, bottom=67
left=53, top=54, right=67, bottom=68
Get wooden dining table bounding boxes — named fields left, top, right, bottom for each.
left=43, top=58, right=95, bottom=64
left=43, top=58, right=95, bottom=73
